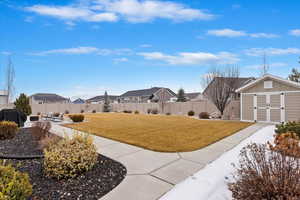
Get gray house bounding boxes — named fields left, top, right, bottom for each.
left=72, top=98, right=85, bottom=104
left=0, top=90, right=8, bottom=104
left=119, top=87, right=176, bottom=103
left=30, top=93, right=70, bottom=104
left=86, top=95, right=119, bottom=104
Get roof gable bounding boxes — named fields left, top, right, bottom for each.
left=203, top=77, right=255, bottom=94
left=236, top=74, right=300, bottom=93
left=121, top=87, right=163, bottom=97
left=31, top=93, right=69, bottom=102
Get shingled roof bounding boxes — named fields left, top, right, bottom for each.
left=185, top=92, right=201, bottom=100
left=31, top=93, right=69, bottom=103
left=120, top=87, right=176, bottom=97
left=86, top=95, right=119, bottom=103
left=203, top=77, right=255, bottom=95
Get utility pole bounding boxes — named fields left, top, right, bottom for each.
left=261, top=52, right=269, bottom=76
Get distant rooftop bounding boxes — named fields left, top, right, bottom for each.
left=120, top=87, right=176, bottom=97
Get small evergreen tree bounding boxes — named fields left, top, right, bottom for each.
left=177, top=88, right=186, bottom=102
left=102, top=91, right=110, bottom=112
left=14, top=93, right=32, bottom=116
left=289, top=68, right=300, bottom=83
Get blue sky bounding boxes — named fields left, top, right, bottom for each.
left=0, top=0, right=299, bottom=99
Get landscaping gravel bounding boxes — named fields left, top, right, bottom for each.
left=0, top=128, right=43, bottom=156
left=10, top=155, right=126, bottom=200
left=1, top=127, right=127, bottom=199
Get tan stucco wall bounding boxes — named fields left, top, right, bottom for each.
left=243, top=78, right=300, bottom=93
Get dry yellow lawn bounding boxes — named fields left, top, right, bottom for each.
left=64, top=113, right=253, bottom=152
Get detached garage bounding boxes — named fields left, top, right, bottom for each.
left=236, top=74, right=300, bottom=123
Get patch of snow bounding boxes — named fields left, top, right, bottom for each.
left=160, top=125, right=275, bottom=200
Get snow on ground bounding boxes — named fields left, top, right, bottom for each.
left=160, top=125, right=275, bottom=200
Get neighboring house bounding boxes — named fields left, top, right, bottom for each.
left=30, top=93, right=70, bottom=104
left=119, top=87, right=176, bottom=103
left=237, top=74, right=300, bottom=123
left=203, top=77, right=255, bottom=100
left=86, top=95, right=119, bottom=104
left=185, top=92, right=205, bottom=101
left=0, top=90, right=8, bottom=104
left=73, top=98, right=85, bottom=104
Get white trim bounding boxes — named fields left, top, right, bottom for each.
left=266, top=94, right=271, bottom=122
left=280, top=93, right=285, bottom=123
left=253, top=95, right=257, bottom=122
left=236, top=74, right=300, bottom=93
left=241, top=90, right=300, bottom=95
left=240, top=93, right=243, bottom=121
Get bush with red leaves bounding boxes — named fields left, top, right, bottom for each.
left=228, top=143, right=300, bottom=200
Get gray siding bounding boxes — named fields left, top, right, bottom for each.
left=242, top=94, right=253, bottom=121
left=285, top=93, right=300, bottom=122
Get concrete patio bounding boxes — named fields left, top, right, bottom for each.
left=50, top=122, right=267, bottom=200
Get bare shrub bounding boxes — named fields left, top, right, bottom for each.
left=228, top=143, right=300, bottom=200
left=199, top=112, right=210, bottom=119
left=32, top=121, right=51, bottom=140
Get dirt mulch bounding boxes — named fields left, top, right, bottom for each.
left=0, top=128, right=43, bottom=156
left=9, top=155, right=126, bottom=200
left=1, top=127, right=127, bottom=199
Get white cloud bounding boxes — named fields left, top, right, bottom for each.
left=207, top=28, right=279, bottom=38
left=25, top=0, right=215, bottom=24
left=249, top=33, right=279, bottom=38
left=1, top=51, right=12, bottom=55
left=29, top=46, right=99, bottom=56
left=289, top=29, right=300, bottom=36
left=231, top=4, right=241, bottom=9
left=245, top=48, right=300, bottom=56
left=96, top=0, right=214, bottom=23
left=25, top=5, right=118, bottom=22
left=140, top=44, right=152, bottom=48
left=207, top=29, right=247, bottom=37
left=29, top=46, right=133, bottom=56
left=138, top=51, right=239, bottom=65
left=113, top=57, right=128, bottom=63
left=24, top=16, right=34, bottom=23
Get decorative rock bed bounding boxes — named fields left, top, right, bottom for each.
left=0, top=127, right=127, bottom=199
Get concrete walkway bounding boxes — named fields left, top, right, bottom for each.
left=50, top=122, right=267, bottom=200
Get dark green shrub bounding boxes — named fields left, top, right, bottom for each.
left=14, top=93, right=32, bottom=116
left=123, top=110, right=132, bottom=113
left=199, top=112, right=210, bottom=119
left=275, top=121, right=300, bottom=137
left=53, top=112, right=60, bottom=117
left=0, top=121, right=19, bottom=140
left=187, top=110, right=195, bottom=116
left=0, top=161, right=32, bottom=200
left=44, top=133, right=97, bottom=179
left=134, top=110, right=139, bottom=114
left=151, top=108, right=159, bottom=114
left=69, top=114, right=84, bottom=122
